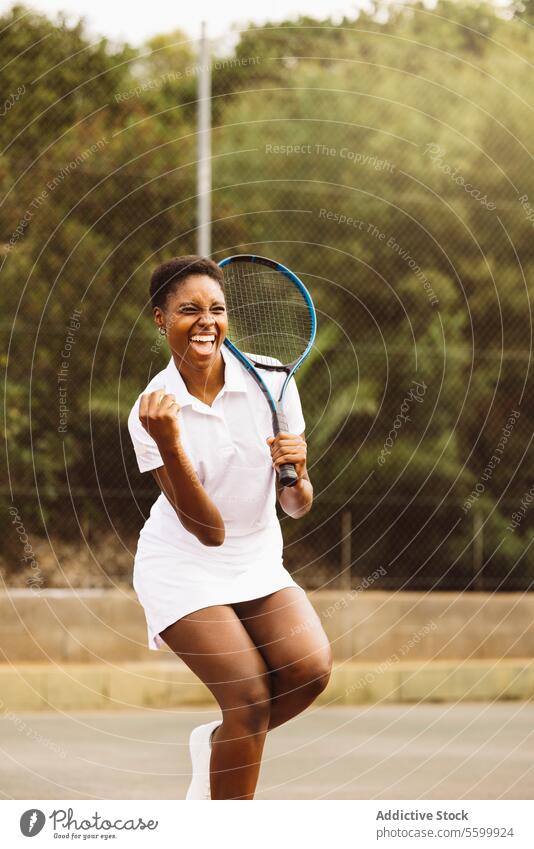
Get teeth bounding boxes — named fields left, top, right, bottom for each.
left=190, top=335, right=215, bottom=342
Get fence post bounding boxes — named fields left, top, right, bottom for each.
left=340, top=508, right=352, bottom=589
left=473, top=507, right=484, bottom=591
left=197, top=20, right=211, bottom=256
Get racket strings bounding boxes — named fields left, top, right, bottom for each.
left=222, top=262, right=313, bottom=365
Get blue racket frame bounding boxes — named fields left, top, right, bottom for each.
left=218, top=254, right=317, bottom=486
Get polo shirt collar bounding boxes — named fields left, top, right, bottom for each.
left=164, top=342, right=247, bottom=409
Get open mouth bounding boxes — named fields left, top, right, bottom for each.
left=189, top=333, right=216, bottom=354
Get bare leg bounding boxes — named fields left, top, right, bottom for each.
left=232, top=587, right=333, bottom=731
left=159, top=604, right=272, bottom=800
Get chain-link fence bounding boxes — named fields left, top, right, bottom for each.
left=2, top=4, right=534, bottom=593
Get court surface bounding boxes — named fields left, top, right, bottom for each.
left=1, top=702, right=532, bottom=800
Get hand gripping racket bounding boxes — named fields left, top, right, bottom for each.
left=218, top=254, right=316, bottom=487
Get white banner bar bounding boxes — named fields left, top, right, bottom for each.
left=1, top=800, right=533, bottom=848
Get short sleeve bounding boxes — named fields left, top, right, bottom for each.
left=127, top=396, right=164, bottom=473
left=282, top=375, right=306, bottom=435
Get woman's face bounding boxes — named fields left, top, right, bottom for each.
left=155, top=274, right=228, bottom=370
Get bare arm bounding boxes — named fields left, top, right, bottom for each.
left=140, top=390, right=225, bottom=546
left=267, top=431, right=313, bottom=519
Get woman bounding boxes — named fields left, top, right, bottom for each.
left=128, top=255, right=332, bottom=800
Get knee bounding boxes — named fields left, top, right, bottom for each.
left=224, top=682, right=272, bottom=732
left=277, top=647, right=333, bottom=698
left=302, top=651, right=333, bottom=697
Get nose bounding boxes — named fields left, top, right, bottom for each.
left=195, top=309, right=216, bottom=329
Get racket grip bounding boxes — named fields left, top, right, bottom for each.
left=273, top=404, right=299, bottom=488
left=279, top=463, right=298, bottom=487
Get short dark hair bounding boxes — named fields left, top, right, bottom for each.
left=150, top=255, right=224, bottom=310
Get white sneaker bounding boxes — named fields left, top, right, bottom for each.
left=185, top=719, right=221, bottom=800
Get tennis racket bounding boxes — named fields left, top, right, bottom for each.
left=218, top=254, right=316, bottom=487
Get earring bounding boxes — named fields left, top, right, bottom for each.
left=159, top=327, right=166, bottom=336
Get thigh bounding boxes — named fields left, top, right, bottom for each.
left=231, top=587, right=332, bottom=676
left=159, top=605, right=271, bottom=708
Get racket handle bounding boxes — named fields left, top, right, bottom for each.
left=273, top=404, right=299, bottom=488
left=279, top=463, right=298, bottom=487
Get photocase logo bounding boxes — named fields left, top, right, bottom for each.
left=20, top=809, right=46, bottom=837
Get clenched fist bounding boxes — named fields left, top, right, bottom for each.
left=139, top=390, right=181, bottom=450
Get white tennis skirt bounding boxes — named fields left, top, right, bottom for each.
left=133, top=516, right=304, bottom=650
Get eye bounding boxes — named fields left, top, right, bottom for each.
left=179, top=306, right=198, bottom=313
left=212, top=305, right=226, bottom=313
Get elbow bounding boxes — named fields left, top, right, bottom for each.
left=279, top=479, right=313, bottom=519
left=175, top=508, right=225, bottom=546
left=198, top=527, right=225, bottom=547
left=286, top=505, right=312, bottom=520
left=280, top=494, right=313, bottom=519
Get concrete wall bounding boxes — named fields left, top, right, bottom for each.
left=1, top=589, right=533, bottom=663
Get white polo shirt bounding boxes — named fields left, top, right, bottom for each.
left=128, top=344, right=305, bottom=540
left=128, top=344, right=307, bottom=650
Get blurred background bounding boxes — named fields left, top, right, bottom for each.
left=1, top=0, right=534, bottom=596
left=2, top=0, right=534, bottom=803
